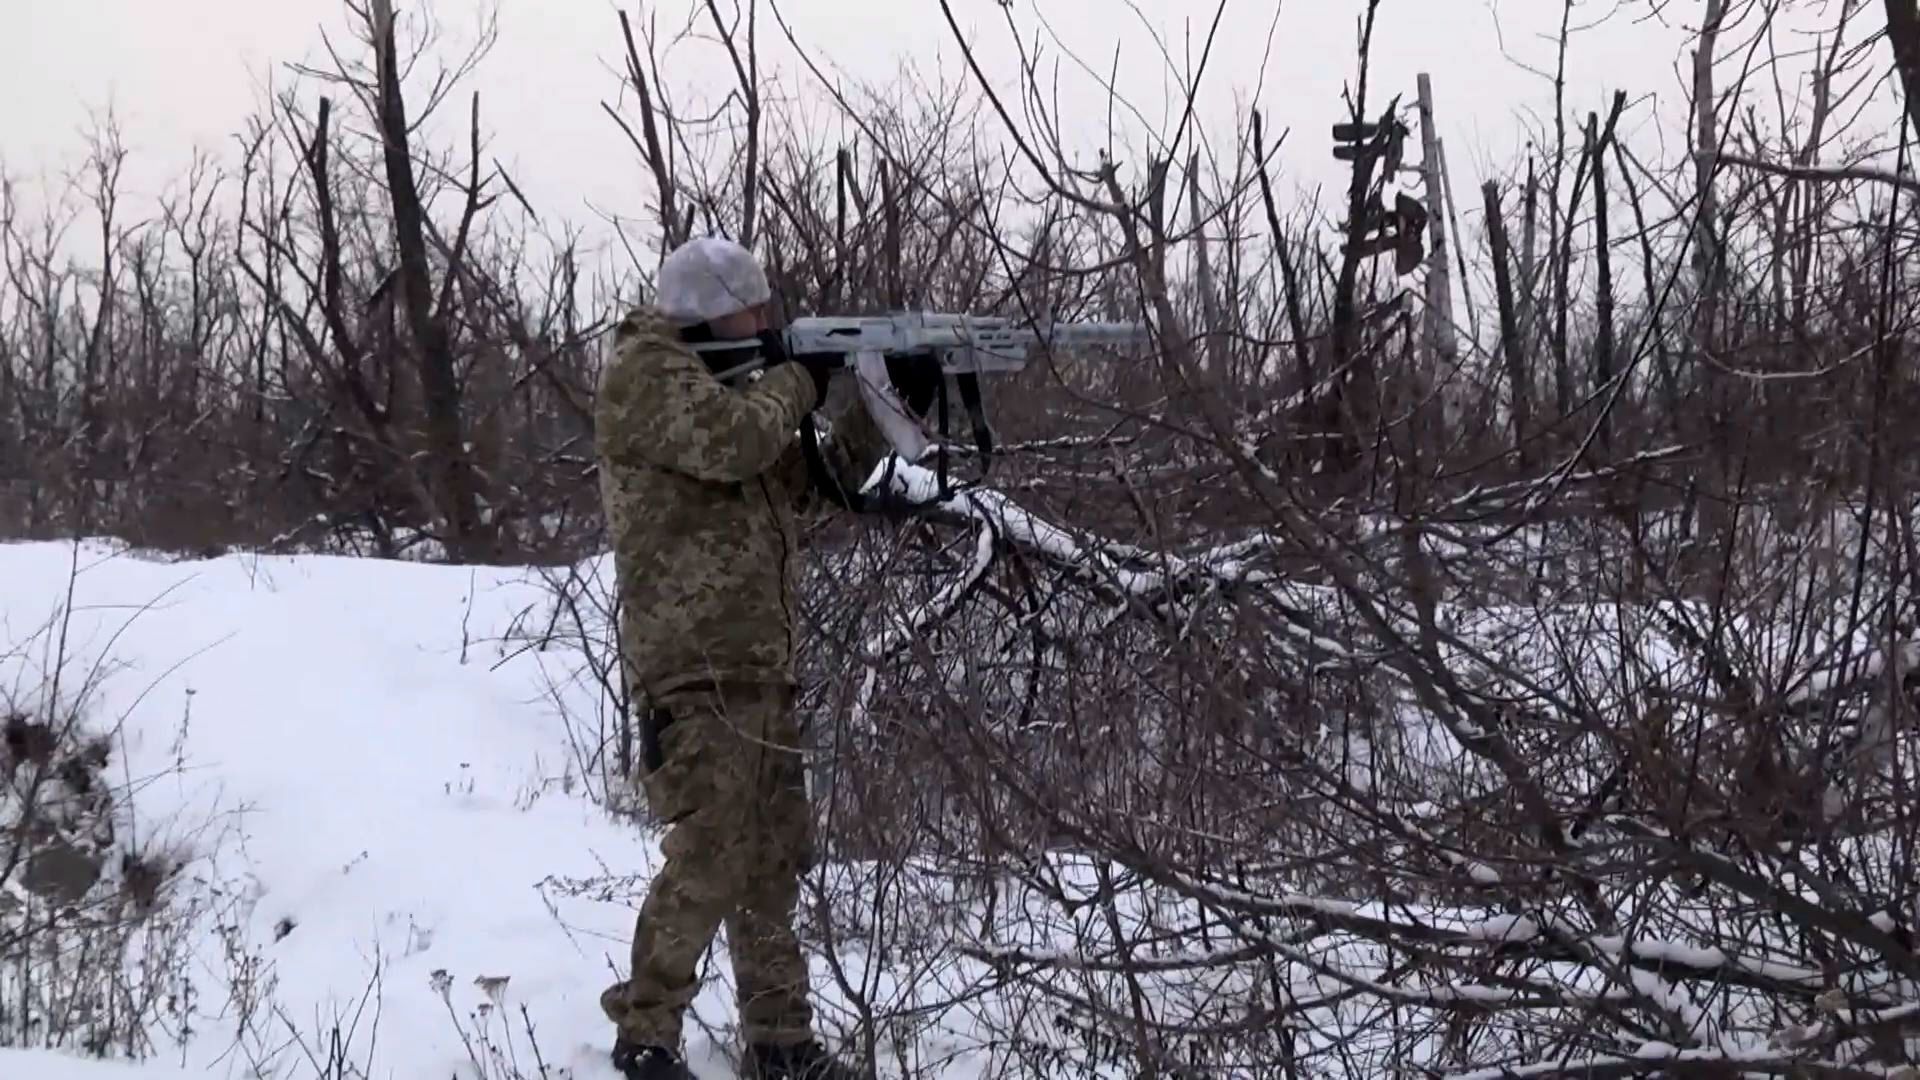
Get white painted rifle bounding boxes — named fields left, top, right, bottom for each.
left=685, top=312, right=1150, bottom=506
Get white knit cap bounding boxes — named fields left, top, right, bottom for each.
left=654, top=236, right=772, bottom=326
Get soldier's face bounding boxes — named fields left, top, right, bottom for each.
left=710, top=301, right=771, bottom=339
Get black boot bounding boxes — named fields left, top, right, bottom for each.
left=612, top=1038, right=695, bottom=1080
left=747, top=1039, right=863, bottom=1080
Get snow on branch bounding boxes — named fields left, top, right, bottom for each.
left=1126, top=867, right=1862, bottom=1005
left=1431, top=445, right=1690, bottom=522
left=867, top=457, right=1259, bottom=598
left=861, top=455, right=1356, bottom=657
left=1441, top=1043, right=1887, bottom=1080
left=965, top=935, right=1645, bottom=1014
left=862, top=522, right=997, bottom=663
left=1721, top=152, right=1920, bottom=198
left=849, top=523, right=996, bottom=731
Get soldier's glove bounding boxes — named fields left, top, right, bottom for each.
left=794, top=355, right=837, bottom=410
left=758, top=328, right=832, bottom=411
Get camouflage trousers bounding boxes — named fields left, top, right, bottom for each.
left=601, top=681, right=816, bottom=1050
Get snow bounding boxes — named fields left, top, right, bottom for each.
left=1439, top=1043, right=1879, bottom=1080
left=867, top=457, right=1320, bottom=607
left=0, top=539, right=975, bottom=1079
left=0, top=1049, right=197, bottom=1078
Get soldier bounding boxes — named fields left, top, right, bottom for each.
left=593, top=235, right=928, bottom=1080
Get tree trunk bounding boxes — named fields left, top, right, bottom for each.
left=1589, top=111, right=1615, bottom=455
left=1189, top=153, right=1225, bottom=381
left=1884, top=0, right=1920, bottom=138
left=1690, top=0, right=1729, bottom=581
left=369, top=0, right=488, bottom=562
left=1482, top=181, right=1528, bottom=465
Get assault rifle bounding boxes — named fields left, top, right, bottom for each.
left=685, top=312, right=1151, bottom=507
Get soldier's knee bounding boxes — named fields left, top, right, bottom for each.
left=660, top=802, right=767, bottom=889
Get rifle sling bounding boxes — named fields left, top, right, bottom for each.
left=955, top=372, right=992, bottom=478
left=936, top=372, right=950, bottom=498
left=800, top=413, right=866, bottom=513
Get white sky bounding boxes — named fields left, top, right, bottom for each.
left=0, top=0, right=1900, bottom=270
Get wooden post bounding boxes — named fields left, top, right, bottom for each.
left=1415, top=74, right=1458, bottom=366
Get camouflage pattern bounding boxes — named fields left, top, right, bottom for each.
left=594, top=304, right=890, bottom=702
left=593, top=302, right=892, bottom=1051
left=600, top=682, right=815, bottom=1048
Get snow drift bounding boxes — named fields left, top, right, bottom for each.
left=0, top=539, right=964, bottom=1079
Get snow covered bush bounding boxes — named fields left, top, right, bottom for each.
left=500, top=555, right=638, bottom=815
left=0, top=598, right=194, bottom=1059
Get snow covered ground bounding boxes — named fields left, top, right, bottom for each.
left=0, top=539, right=965, bottom=1080
left=0, top=1049, right=197, bottom=1078
left=9, top=519, right=1878, bottom=1078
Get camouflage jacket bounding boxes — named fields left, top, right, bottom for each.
left=594, top=305, right=892, bottom=703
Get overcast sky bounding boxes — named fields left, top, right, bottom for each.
left=0, top=0, right=1897, bottom=268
